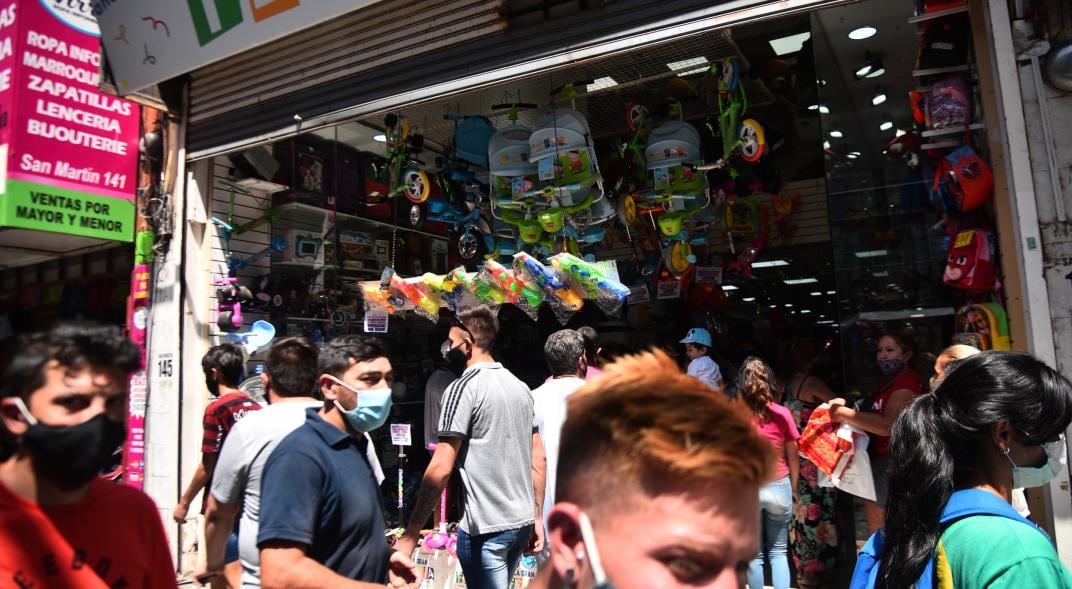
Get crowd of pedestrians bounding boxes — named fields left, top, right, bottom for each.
left=2, top=317, right=1072, bottom=589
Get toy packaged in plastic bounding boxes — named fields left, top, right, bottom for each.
left=449, top=267, right=507, bottom=312
left=927, top=76, right=971, bottom=130
left=513, top=252, right=583, bottom=324
left=480, top=259, right=543, bottom=321
left=388, top=271, right=440, bottom=323
left=550, top=253, right=630, bottom=317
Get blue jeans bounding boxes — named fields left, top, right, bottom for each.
left=747, top=476, right=792, bottom=589
left=456, top=524, right=534, bottom=589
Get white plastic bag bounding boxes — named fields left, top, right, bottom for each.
left=828, top=424, right=877, bottom=502
left=413, top=546, right=462, bottom=589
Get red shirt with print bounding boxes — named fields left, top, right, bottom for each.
left=869, top=369, right=923, bottom=456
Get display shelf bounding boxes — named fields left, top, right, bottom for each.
left=921, top=122, right=984, bottom=138
left=907, top=5, right=968, bottom=23
left=921, top=140, right=960, bottom=150
left=272, top=260, right=326, bottom=270
left=273, top=201, right=451, bottom=241
left=912, top=64, right=971, bottom=77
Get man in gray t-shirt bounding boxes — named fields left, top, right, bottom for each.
left=396, top=306, right=545, bottom=589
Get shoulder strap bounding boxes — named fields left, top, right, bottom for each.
left=794, top=375, right=809, bottom=401
left=939, top=489, right=1046, bottom=537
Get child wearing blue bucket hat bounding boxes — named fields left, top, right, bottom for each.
left=680, top=328, right=725, bottom=395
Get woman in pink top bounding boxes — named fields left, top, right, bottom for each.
left=739, top=357, right=800, bottom=589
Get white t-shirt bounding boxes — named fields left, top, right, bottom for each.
left=532, top=376, right=586, bottom=530
left=212, top=401, right=385, bottom=587
left=687, top=356, right=722, bottom=390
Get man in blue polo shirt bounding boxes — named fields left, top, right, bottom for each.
left=257, top=336, right=419, bottom=588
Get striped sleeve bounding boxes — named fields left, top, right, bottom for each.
left=438, top=370, right=479, bottom=440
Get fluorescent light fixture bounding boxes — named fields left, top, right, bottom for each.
left=910, top=313, right=926, bottom=318
left=849, top=26, right=877, bottom=40
left=819, top=105, right=830, bottom=114
left=855, top=249, right=888, bottom=258
left=769, top=32, right=811, bottom=56
left=586, top=77, right=619, bottom=92
left=752, top=259, right=789, bottom=268
left=823, top=140, right=831, bottom=149
left=667, top=57, right=708, bottom=71
left=829, top=130, right=843, bottom=138
left=895, top=128, right=906, bottom=137
left=373, top=134, right=387, bottom=142
left=801, top=309, right=812, bottom=314
left=817, top=320, right=835, bottom=325
left=847, top=153, right=859, bottom=159
left=872, top=92, right=887, bottom=106
left=785, top=303, right=794, bottom=307
left=810, top=291, right=823, bottom=296
left=880, top=121, right=894, bottom=131
left=784, top=278, right=819, bottom=285
left=866, top=66, right=886, bottom=78
left=722, top=285, right=739, bottom=291
left=743, top=297, right=756, bottom=302
left=769, top=304, right=778, bottom=308
left=827, top=291, right=836, bottom=295
left=676, top=66, right=709, bottom=77
left=855, top=63, right=873, bottom=77
left=808, top=104, right=819, bottom=110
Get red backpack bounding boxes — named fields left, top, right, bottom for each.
left=943, top=229, right=996, bottom=292
left=933, top=145, right=993, bottom=213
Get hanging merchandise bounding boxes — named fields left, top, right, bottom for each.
left=953, top=302, right=1011, bottom=351
left=926, top=76, right=971, bottom=130
left=702, top=57, right=767, bottom=173
left=943, top=229, right=997, bottom=292
left=374, top=113, right=431, bottom=203
left=917, top=15, right=971, bottom=70
left=479, top=259, right=543, bottom=320
left=933, top=145, right=994, bottom=213
left=549, top=252, right=631, bottom=317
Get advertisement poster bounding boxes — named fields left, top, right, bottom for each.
left=0, top=0, right=138, bottom=241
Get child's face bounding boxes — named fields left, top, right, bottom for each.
left=684, top=343, right=707, bottom=360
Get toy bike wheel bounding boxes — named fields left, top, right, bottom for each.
left=618, top=194, right=638, bottom=225
left=408, top=204, right=424, bottom=228
left=664, top=241, right=695, bottom=277
left=626, top=102, right=649, bottom=132
left=402, top=169, right=430, bottom=203
left=457, top=229, right=484, bottom=263
left=721, top=57, right=740, bottom=93
left=739, top=119, right=766, bottom=163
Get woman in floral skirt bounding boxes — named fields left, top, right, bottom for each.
left=783, top=338, right=840, bottom=588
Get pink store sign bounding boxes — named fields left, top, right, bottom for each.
left=0, top=0, right=138, bottom=241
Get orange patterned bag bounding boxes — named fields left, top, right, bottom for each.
left=797, top=406, right=854, bottom=477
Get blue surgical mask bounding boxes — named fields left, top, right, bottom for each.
left=1004, top=435, right=1068, bottom=489
left=328, top=376, right=393, bottom=433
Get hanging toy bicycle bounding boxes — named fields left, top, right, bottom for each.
left=372, top=113, right=431, bottom=204
left=701, top=57, right=767, bottom=175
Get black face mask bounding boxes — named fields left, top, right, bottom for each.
left=445, top=343, right=470, bottom=376
left=19, top=407, right=127, bottom=491
left=205, top=371, right=220, bottom=397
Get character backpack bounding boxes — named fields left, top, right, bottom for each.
left=943, top=229, right=996, bottom=292
left=953, top=302, right=1010, bottom=350
left=933, top=145, right=993, bottom=213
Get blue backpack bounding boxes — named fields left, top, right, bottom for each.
left=850, top=489, right=1047, bottom=589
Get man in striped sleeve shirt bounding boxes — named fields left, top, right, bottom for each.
left=396, top=306, right=545, bottom=589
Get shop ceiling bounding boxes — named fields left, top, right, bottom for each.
left=0, top=229, right=123, bottom=270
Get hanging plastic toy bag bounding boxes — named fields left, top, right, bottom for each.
left=927, top=76, right=970, bottom=130
left=513, top=252, right=583, bottom=325
left=550, top=253, right=630, bottom=317
left=387, top=271, right=440, bottom=323
left=448, top=267, right=506, bottom=314
left=480, top=259, right=542, bottom=321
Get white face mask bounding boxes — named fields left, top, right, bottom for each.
left=1004, top=435, right=1068, bottom=489
left=576, top=512, right=617, bottom=589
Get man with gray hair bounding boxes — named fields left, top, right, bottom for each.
left=531, top=329, right=587, bottom=541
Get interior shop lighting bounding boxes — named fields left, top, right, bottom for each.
left=752, top=259, right=789, bottom=268
left=801, top=309, right=812, bottom=314
left=722, top=285, right=739, bottom=291
left=666, top=57, right=709, bottom=71
left=849, top=26, right=877, bottom=40
left=808, top=103, right=819, bottom=110
left=895, top=128, right=907, bottom=137
left=872, top=88, right=887, bottom=106
left=910, top=313, right=926, bottom=318
left=811, top=291, right=823, bottom=296
left=823, top=140, right=831, bottom=149
left=784, top=278, right=819, bottom=285
left=827, top=291, right=836, bottom=295
left=854, top=53, right=884, bottom=79
left=373, top=134, right=387, bottom=142
left=743, top=297, right=757, bottom=302
left=829, top=130, right=844, bottom=138
left=587, top=77, right=619, bottom=92
left=819, top=105, right=830, bottom=114
left=880, top=120, right=894, bottom=131
left=677, top=66, right=710, bottom=77
left=846, top=152, right=859, bottom=159
left=873, top=271, right=890, bottom=277
left=785, top=303, right=794, bottom=307
left=769, top=32, right=811, bottom=56
left=856, top=249, right=888, bottom=258
left=816, top=320, right=835, bottom=325
left=866, top=64, right=887, bottom=78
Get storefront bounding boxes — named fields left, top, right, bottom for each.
left=100, top=0, right=1061, bottom=577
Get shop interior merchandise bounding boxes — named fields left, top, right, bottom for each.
left=206, top=0, right=1004, bottom=561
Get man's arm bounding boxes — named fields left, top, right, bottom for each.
left=260, top=542, right=400, bottom=589
left=173, top=453, right=217, bottom=523
left=527, top=430, right=546, bottom=555
left=395, top=439, right=461, bottom=556
left=195, top=494, right=240, bottom=582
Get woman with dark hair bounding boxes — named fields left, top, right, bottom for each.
left=828, top=332, right=923, bottom=533
left=853, top=351, right=1072, bottom=588
left=783, top=337, right=840, bottom=588
left=739, top=357, right=800, bottom=589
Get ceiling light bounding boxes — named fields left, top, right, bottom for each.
left=817, top=78, right=828, bottom=87
left=769, top=304, right=778, bottom=308
left=879, top=120, right=894, bottom=131
left=846, top=152, right=859, bottom=159
left=819, top=105, right=830, bottom=114
left=829, top=130, right=843, bottom=138
left=666, top=57, right=708, bottom=71
left=722, top=285, right=739, bottom=291
left=817, top=320, right=835, bottom=325
left=752, top=259, right=789, bottom=268
left=823, top=140, right=831, bottom=149
left=866, top=66, right=886, bottom=78
left=855, top=63, right=873, bottom=78
left=743, top=297, right=756, bottom=302
left=586, top=77, right=619, bottom=92
left=872, top=89, right=887, bottom=106
left=785, top=303, right=794, bottom=307
left=910, top=313, right=926, bottom=318
left=849, top=26, right=877, bottom=40
left=856, top=249, right=888, bottom=258
left=810, top=291, right=823, bottom=296
left=784, top=278, right=819, bottom=285
left=769, top=32, right=811, bottom=56
left=854, top=53, right=884, bottom=80
left=676, top=66, right=709, bottom=77
left=808, top=103, right=819, bottom=111
left=373, top=134, right=387, bottom=142
left=895, top=128, right=906, bottom=137
left=827, top=291, right=836, bottom=295
left=801, top=309, right=812, bottom=314
left=874, top=271, right=889, bottom=277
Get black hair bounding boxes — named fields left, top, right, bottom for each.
left=0, top=321, right=140, bottom=401
left=880, top=351, right=1072, bottom=588
left=201, top=343, right=246, bottom=389
left=265, top=337, right=319, bottom=398
left=318, top=335, right=391, bottom=378
left=545, top=329, right=585, bottom=377
left=577, top=326, right=600, bottom=367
